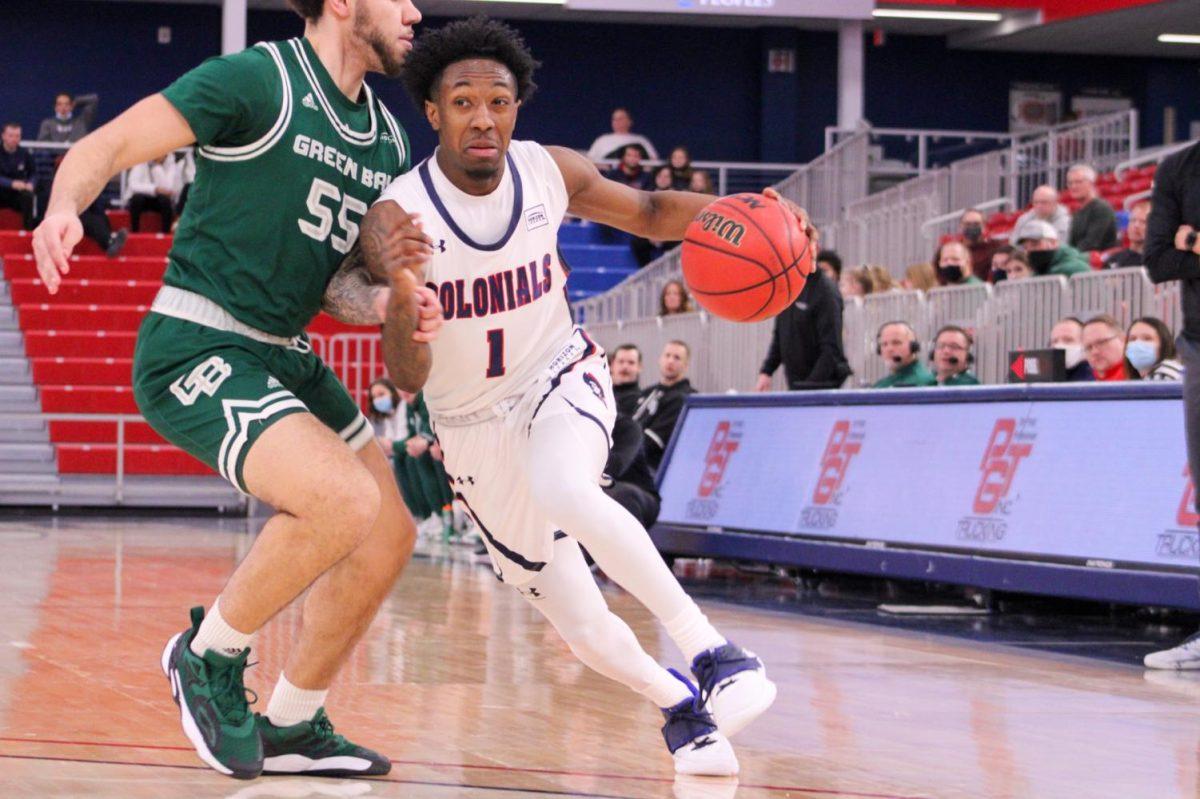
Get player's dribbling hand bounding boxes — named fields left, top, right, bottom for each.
left=32, top=212, right=84, bottom=294
left=762, top=187, right=818, bottom=247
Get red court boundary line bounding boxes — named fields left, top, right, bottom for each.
left=0, top=736, right=930, bottom=799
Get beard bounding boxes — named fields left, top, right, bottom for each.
left=464, top=163, right=501, bottom=182
left=354, top=3, right=404, bottom=78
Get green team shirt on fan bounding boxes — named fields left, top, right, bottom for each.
left=161, top=37, right=411, bottom=338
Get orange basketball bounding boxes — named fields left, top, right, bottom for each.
left=680, top=193, right=813, bottom=323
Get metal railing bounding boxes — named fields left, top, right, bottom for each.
left=920, top=196, right=1014, bottom=243
left=825, top=125, right=1018, bottom=176
left=19, top=141, right=194, bottom=214
left=592, top=157, right=807, bottom=198
left=835, top=169, right=950, bottom=268
left=1007, top=111, right=1138, bottom=208
left=1114, top=138, right=1198, bottom=179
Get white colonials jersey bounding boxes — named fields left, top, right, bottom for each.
left=376, top=140, right=574, bottom=418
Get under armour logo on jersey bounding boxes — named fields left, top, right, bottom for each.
left=301, top=93, right=318, bottom=111
left=454, top=475, right=476, bottom=486
left=434, top=239, right=446, bottom=253
left=520, top=586, right=544, bottom=600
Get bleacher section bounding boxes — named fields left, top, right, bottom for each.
left=0, top=212, right=638, bottom=505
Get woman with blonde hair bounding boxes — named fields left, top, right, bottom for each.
left=902, top=262, right=937, bottom=292
left=839, top=266, right=874, bottom=298
left=866, top=265, right=896, bottom=293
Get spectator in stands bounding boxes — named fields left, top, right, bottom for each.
left=1143, top=139, right=1200, bottom=670
left=1067, top=164, right=1119, bottom=251
left=756, top=266, right=851, bottom=391
left=932, top=325, right=979, bottom=386
left=587, top=107, right=658, bottom=161
left=37, top=92, right=98, bottom=143
left=651, top=165, right=673, bottom=191
left=958, top=208, right=999, bottom=280
left=125, top=153, right=184, bottom=232
left=902, top=262, right=937, bottom=292
left=689, top=169, right=713, bottom=195
left=989, top=244, right=1016, bottom=281
left=1126, top=317, right=1184, bottom=381
left=1017, top=220, right=1090, bottom=276
left=1050, top=316, right=1094, bottom=381
left=668, top=147, right=693, bottom=190
left=368, top=378, right=407, bottom=459
left=606, top=144, right=649, bottom=190
left=816, top=250, right=843, bottom=286
left=393, top=389, right=454, bottom=538
left=867, top=264, right=896, bottom=293
left=633, top=341, right=696, bottom=470
left=840, top=266, right=873, bottom=298
left=630, top=166, right=678, bottom=265
left=873, top=322, right=936, bottom=388
left=1014, top=184, right=1072, bottom=244
left=608, top=343, right=643, bottom=416
left=1001, top=248, right=1033, bottom=281
left=0, top=123, right=37, bottom=229
left=1083, top=314, right=1139, bottom=381
left=1105, top=200, right=1150, bottom=268
left=659, top=279, right=693, bottom=315
left=935, top=241, right=983, bottom=286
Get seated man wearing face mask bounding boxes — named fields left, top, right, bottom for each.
left=936, top=241, right=985, bottom=286
left=1082, top=315, right=1140, bottom=382
left=931, top=325, right=980, bottom=386
left=1049, top=317, right=1095, bottom=382
left=1016, top=220, right=1090, bottom=277
left=872, top=321, right=936, bottom=388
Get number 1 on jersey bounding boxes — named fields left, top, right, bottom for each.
left=486, top=329, right=506, bottom=378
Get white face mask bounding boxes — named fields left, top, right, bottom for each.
left=1058, top=344, right=1085, bottom=369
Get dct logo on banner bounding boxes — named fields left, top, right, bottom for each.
left=798, top=420, right=865, bottom=531
left=687, top=420, right=743, bottom=520
left=957, top=418, right=1036, bottom=542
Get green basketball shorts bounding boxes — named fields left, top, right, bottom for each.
left=132, top=288, right=373, bottom=494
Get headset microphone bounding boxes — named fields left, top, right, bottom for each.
left=947, top=356, right=960, bottom=366
left=891, top=356, right=904, bottom=364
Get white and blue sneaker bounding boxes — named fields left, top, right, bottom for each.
left=691, top=642, right=776, bottom=738
left=1144, top=631, right=1200, bottom=670
left=661, top=670, right=738, bottom=777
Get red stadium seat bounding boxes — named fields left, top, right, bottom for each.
left=56, top=443, right=212, bottom=475
left=17, top=304, right=150, bottom=332
left=0, top=230, right=172, bottom=258
left=3, top=254, right=168, bottom=282
left=30, top=357, right=133, bottom=386
left=22, top=330, right=138, bottom=358
left=48, top=419, right=164, bottom=445
left=38, top=385, right=139, bottom=414
left=8, top=279, right=160, bottom=306
left=0, top=208, right=23, bottom=230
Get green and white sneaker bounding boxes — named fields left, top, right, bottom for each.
left=258, top=708, right=391, bottom=777
left=160, top=606, right=262, bottom=780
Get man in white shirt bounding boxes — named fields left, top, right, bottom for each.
left=1013, top=184, right=1071, bottom=244
left=125, top=153, right=184, bottom=231
left=586, top=107, right=658, bottom=162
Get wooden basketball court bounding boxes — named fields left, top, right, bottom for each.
left=0, top=516, right=1195, bottom=799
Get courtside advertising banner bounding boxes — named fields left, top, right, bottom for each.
left=658, top=393, right=1193, bottom=570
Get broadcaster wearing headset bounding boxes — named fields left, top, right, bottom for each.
left=872, top=321, right=936, bottom=388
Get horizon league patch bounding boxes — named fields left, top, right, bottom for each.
left=525, top=204, right=548, bottom=231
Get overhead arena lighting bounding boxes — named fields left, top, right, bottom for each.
left=1158, top=33, right=1200, bottom=45
left=872, top=9, right=1003, bottom=22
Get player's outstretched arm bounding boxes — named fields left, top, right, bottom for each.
left=33, top=95, right=195, bottom=293
left=547, top=146, right=711, bottom=241
left=362, top=200, right=441, bottom=392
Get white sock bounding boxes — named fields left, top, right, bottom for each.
left=189, top=598, right=253, bottom=658
left=664, top=605, right=727, bottom=664
left=265, top=673, right=328, bottom=727
left=640, top=669, right=694, bottom=709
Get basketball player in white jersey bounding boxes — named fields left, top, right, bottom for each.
left=365, top=17, right=805, bottom=776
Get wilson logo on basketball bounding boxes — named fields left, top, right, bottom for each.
left=1158, top=466, right=1200, bottom=560
left=798, top=420, right=865, bottom=531
left=693, top=211, right=746, bottom=247
left=956, top=418, right=1036, bottom=543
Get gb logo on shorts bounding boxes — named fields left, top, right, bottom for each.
left=170, top=356, right=233, bottom=407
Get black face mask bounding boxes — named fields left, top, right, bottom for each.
left=1028, top=249, right=1055, bottom=274
left=938, top=265, right=964, bottom=284
left=992, top=269, right=1008, bottom=283
left=962, top=223, right=983, bottom=243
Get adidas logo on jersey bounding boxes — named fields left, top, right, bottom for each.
left=267, top=376, right=283, bottom=389
left=301, top=93, right=318, bottom=111
left=381, top=132, right=394, bottom=144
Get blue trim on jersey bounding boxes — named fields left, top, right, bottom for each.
left=564, top=398, right=612, bottom=450
left=454, top=490, right=548, bottom=573
left=418, top=152, right=524, bottom=252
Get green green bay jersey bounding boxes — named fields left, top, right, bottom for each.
left=161, top=37, right=410, bottom=338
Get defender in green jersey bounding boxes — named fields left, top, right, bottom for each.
left=33, top=0, right=440, bottom=780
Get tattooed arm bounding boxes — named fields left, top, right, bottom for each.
left=320, top=243, right=389, bottom=326
left=361, top=199, right=441, bottom=392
